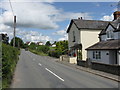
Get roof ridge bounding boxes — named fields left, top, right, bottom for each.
left=72, top=19, right=111, bottom=22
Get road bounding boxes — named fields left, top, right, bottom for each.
left=11, top=49, right=118, bottom=88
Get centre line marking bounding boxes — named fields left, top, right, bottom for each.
left=38, top=63, right=42, bottom=66
left=45, top=68, right=64, bottom=82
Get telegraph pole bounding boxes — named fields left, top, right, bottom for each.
left=13, top=16, right=16, bottom=47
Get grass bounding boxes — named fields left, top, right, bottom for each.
left=29, top=49, right=48, bottom=56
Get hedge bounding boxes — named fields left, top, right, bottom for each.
left=2, top=43, right=20, bottom=88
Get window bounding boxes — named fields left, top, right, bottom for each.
left=117, top=23, right=120, bottom=30
left=93, top=51, right=101, bottom=59
left=106, top=30, right=114, bottom=39
left=93, top=51, right=95, bottom=59
left=73, top=31, right=75, bottom=42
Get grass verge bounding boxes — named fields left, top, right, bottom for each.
left=29, top=49, right=48, bottom=56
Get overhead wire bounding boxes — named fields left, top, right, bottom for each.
left=8, top=0, right=15, bottom=16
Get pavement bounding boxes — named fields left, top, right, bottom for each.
left=11, top=49, right=119, bottom=88
left=57, top=60, right=120, bottom=82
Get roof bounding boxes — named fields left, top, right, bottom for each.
left=67, top=19, right=110, bottom=33
left=86, top=39, right=120, bottom=50
left=99, top=17, right=120, bottom=35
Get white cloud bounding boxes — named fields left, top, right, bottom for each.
left=53, top=30, right=66, bottom=36
left=1, top=0, right=92, bottom=30
left=0, top=24, right=53, bottom=43
left=0, top=0, right=93, bottom=42
left=1, top=0, right=60, bottom=29
left=58, top=34, right=68, bottom=41
left=52, top=12, right=92, bottom=22
left=101, top=14, right=114, bottom=21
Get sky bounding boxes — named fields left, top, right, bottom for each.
left=0, top=0, right=120, bottom=44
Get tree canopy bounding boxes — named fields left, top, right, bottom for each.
left=45, top=41, right=51, bottom=46
left=10, top=37, right=24, bottom=48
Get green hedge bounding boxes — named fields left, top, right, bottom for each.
left=2, top=43, right=20, bottom=88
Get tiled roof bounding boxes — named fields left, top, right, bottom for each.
left=86, top=39, right=120, bottom=50
left=99, top=17, right=120, bottom=35
left=67, top=19, right=110, bottom=33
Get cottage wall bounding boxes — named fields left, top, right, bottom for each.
left=81, top=30, right=100, bottom=60
left=68, top=23, right=80, bottom=50
left=87, top=50, right=110, bottom=64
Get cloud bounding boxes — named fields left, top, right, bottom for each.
left=101, top=14, right=114, bottom=21
left=1, top=0, right=59, bottom=29
left=58, top=34, right=68, bottom=41
left=0, top=24, right=53, bottom=43
left=52, top=12, right=92, bottom=22
left=0, top=0, right=92, bottom=42
left=1, top=0, right=92, bottom=30
left=53, top=30, right=66, bottom=36
left=52, top=29, right=68, bottom=41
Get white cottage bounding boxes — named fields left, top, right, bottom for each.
left=86, top=16, right=120, bottom=65
left=67, top=18, right=109, bottom=60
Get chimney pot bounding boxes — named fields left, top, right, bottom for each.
left=78, top=17, right=82, bottom=20
left=81, top=17, right=82, bottom=19
left=113, top=11, right=120, bottom=20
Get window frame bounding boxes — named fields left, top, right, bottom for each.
left=93, top=51, right=101, bottom=59
left=73, top=31, right=75, bottom=42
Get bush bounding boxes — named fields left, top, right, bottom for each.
left=37, top=45, right=49, bottom=54
left=48, top=50, right=62, bottom=58
left=2, top=43, right=20, bottom=88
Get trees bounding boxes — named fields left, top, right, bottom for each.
left=48, top=40, right=68, bottom=58
left=10, top=37, right=24, bottom=48
left=55, top=40, right=68, bottom=54
left=1, top=34, right=9, bottom=44
left=45, top=41, right=51, bottom=46
left=37, top=45, right=49, bottom=54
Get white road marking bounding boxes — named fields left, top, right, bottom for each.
left=45, top=68, right=64, bottom=82
left=38, top=63, right=42, bottom=66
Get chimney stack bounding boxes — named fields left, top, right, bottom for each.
left=78, top=17, right=83, bottom=20
left=113, top=11, right=120, bottom=20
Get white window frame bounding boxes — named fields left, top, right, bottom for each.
left=106, top=29, right=114, bottom=40
left=93, top=51, right=101, bottom=59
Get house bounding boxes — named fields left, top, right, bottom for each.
left=51, top=44, right=56, bottom=47
left=37, top=42, right=44, bottom=45
left=26, top=42, right=32, bottom=45
left=67, top=17, right=109, bottom=60
left=86, top=11, right=120, bottom=65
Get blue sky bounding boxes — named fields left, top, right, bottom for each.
left=0, top=1, right=119, bottom=43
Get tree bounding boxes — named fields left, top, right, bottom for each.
left=10, top=37, right=24, bottom=48
left=23, top=43, right=28, bottom=49
left=37, top=45, right=50, bottom=54
left=28, top=42, right=37, bottom=50
left=56, top=40, right=68, bottom=54
left=1, top=34, right=9, bottom=44
left=45, top=41, right=51, bottom=46
left=48, top=40, right=68, bottom=58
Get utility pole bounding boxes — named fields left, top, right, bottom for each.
left=13, top=15, right=16, bottom=47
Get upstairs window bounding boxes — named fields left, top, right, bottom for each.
left=117, top=23, right=120, bottom=30
left=73, top=31, right=75, bottom=42
left=106, top=29, right=114, bottom=39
